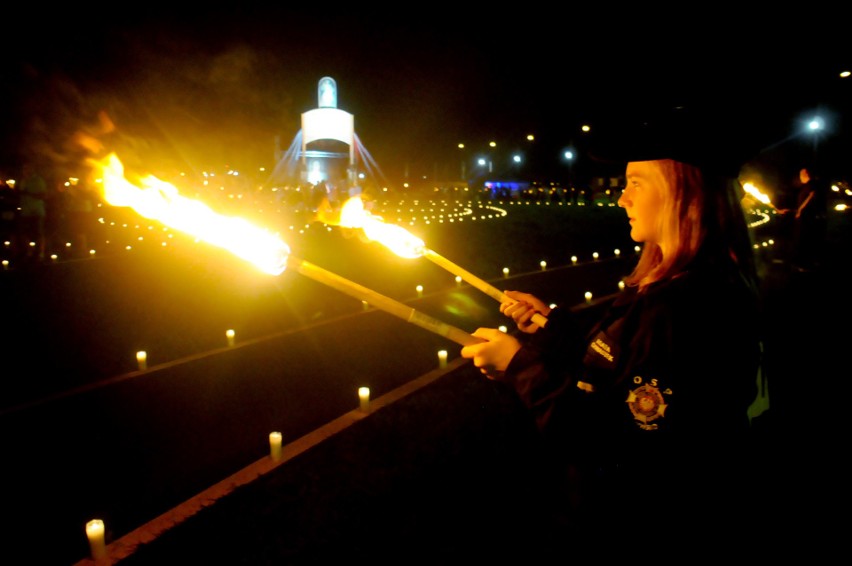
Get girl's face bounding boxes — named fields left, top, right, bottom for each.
left=618, top=160, right=667, bottom=246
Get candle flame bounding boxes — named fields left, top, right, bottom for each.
left=91, top=153, right=289, bottom=275
left=337, top=197, right=425, bottom=259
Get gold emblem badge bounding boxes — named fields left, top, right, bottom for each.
left=626, top=383, right=668, bottom=429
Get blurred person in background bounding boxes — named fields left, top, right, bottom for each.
left=791, top=164, right=828, bottom=272
left=62, top=176, right=97, bottom=258
left=17, top=162, right=48, bottom=262
left=0, top=176, right=18, bottom=247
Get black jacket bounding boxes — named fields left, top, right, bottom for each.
left=501, top=257, right=762, bottom=532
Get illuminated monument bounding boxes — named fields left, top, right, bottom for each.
left=271, top=77, right=384, bottom=189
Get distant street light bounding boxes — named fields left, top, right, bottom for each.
left=802, top=113, right=828, bottom=154
left=563, top=147, right=576, bottom=190
left=807, top=117, right=825, bottom=132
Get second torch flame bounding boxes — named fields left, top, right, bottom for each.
left=337, top=197, right=548, bottom=328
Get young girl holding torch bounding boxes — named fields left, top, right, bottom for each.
left=460, top=110, right=765, bottom=549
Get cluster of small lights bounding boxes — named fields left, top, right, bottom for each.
left=0, top=186, right=784, bottom=288
left=748, top=209, right=772, bottom=228
left=357, top=200, right=508, bottom=227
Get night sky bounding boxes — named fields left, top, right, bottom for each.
left=2, top=8, right=849, bottom=184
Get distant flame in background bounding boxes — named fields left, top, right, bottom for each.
left=90, top=153, right=290, bottom=275
left=743, top=181, right=772, bottom=206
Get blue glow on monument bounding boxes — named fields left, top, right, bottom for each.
left=269, top=77, right=387, bottom=191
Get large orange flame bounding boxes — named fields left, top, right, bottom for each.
left=742, top=182, right=773, bottom=206
left=337, top=197, right=425, bottom=259
left=91, top=153, right=289, bottom=275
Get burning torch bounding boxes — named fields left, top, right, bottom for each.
left=334, top=197, right=550, bottom=329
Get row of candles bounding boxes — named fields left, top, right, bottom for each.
left=135, top=338, right=449, bottom=372
left=85, top=362, right=463, bottom=561
left=130, top=244, right=630, bottom=371
left=129, top=273, right=618, bottom=372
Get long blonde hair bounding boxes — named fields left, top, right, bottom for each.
left=624, top=159, right=757, bottom=291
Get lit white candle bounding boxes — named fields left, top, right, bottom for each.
left=136, top=351, right=147, bottom=371
left=571, top=255, right=578, bottom=264
left=416, top=285, right=423, bottom=297
left=585, top=291, right=593, bottom=303
left=502, top=267, right=509, bottom=278
left=358, top=387, right=370, bottom=412
left=437, top=350, right=448, bottom=368
left=540, top=260, right=547, bottom=271
left=269, top=431, right=282, bottom=461
left=455, top=275, right=462, bottom=287
left=618, top=280, right=625, bottom=291
left=226, top=329, right=235, bottom=347
left=86, top=519, right=107, bottom=561
left=592, top=252, right=599, bottom=260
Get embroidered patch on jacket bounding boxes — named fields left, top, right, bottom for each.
left=626, top=382, right=668, bottom=429
left=585, top=330, right=618, bottom=370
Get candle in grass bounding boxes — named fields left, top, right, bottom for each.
left=136, top=351, right=147, bottom=371
left=86, top=519, right=107, bottom=561
left=359, top=387, right=370, bottom=412
left=226, top=329, right=235, bottom=347
left=269, top=432, right=282, bottom=461
left=438, top=350, right=448, bottom=368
